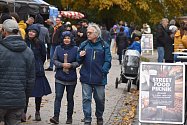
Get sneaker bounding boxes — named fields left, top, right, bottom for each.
left=50, top=116, right=59, bottom=124
left=66, top=118, right=72, bottom=124
left=45, top=67, right=53, bottom=71
left=21, top=113, right=26, bottom=122
left=97, top=118, right=103, bottom=125
left=84, top=122, right=91, bottom=125
left=35, top=112, right=41, bottom=121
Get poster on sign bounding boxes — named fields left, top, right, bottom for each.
left=139, top=62, right=185, bottom=124
left=141, top=34, right=153, bottom=50
left=141, top=34, right=153, bottom=55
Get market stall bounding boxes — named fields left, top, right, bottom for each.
left=0, top=0, right=50, bottom=20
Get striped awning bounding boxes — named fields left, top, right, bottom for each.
left=60, top=11, right=84, bottom=19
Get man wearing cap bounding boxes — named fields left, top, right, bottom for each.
left=0, top=19, right=35, bottom=125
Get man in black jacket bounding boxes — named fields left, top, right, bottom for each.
left=0, top=19, right=35, bottom=125
left=156, top=18, right=169, bottom=62
left=45, top=17, right=65, bottom=71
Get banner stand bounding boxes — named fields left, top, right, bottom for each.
left=139, top=62, right=185, bottom=125
left=141, top=34, right=153, bottom=55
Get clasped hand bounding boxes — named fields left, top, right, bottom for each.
left=62, top=63, right=71, bottom=69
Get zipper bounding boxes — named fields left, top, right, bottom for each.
left=93, top=50, right=96, bottom=60
left=89, top=49, right=94, bottom=83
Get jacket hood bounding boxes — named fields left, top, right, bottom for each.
left=19, top=21, right=27, bottom=30
left=118, top=32, right=126, bottom=36
left=2, top=35, right=27, bottom=52
left=61, top=31, right=75, bottom=46
left=27, top=24, right=40, bottom=37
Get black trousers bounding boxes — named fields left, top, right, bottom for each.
left=24, top=97, right=42, bottom=113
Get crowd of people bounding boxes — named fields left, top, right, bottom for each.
left=1, top=7, right=182, bottom=125
left=0, top=10, right=113, bottom=125
left=155, top=18, right=187, bottom=63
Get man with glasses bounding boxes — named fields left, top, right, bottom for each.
left=77, top=23, right=112, bottom=125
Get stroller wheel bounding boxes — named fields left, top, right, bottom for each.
left=127, top=80, right=131, bottom=92
left=115, top=77, right=119, bottom=89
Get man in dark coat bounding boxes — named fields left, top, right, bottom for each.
left=45, top=17, right=65, bottom=71
left=116, top=27, right=128, bottom=64
left=0, top=19, right=35, bottom=125
left=101, top=24, right=111, bottom=46
left=156, top=18, right=173, bottom=62
left=75, top=19, right=88, bottom=47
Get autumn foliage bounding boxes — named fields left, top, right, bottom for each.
left=48, top=0, right=186, bottom=25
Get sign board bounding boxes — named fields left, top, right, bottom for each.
left=141, top=34, right=153, bottom=55
left=139, top=62, right=185, bottom=124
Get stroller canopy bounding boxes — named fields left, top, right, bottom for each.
left=125, top=50, right=140, bottom=57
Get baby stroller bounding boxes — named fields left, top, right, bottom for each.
left=115, top=49, right=140, bottom=92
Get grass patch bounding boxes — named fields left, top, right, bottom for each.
left=140, top=56, right=150, bottom=62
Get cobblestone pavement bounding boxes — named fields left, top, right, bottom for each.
left=20, top=53, right=130, bottom=125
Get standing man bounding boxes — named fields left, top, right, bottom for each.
left=76, top=19, right=88, bottom=47
left=0, top=19, right=35, bottom=125
left=77, top=23, right=112, bottom=125
left=156, top=18, right=169, bottom=62
left=45, top=17, right=65, bottom=71
left=35, top=14, right=50, bottom=45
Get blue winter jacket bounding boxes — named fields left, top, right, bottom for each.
left=54, top=44, right=79, bottom=82
left=26, top=39, right=46, bottom=77
left=128, top=41, right=141, bottom=54
left=77, top=37, right=112, bottom=85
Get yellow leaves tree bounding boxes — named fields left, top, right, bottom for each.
left=48, top=0, right=187, bottom=25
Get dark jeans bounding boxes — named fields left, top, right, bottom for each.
left=54, top=82, right=76, bottom=118
left=118, top=53, right=122, bottom=64
left=47, top=43, right=51, bottom=59
left=0, top=108, right=24, bottom=125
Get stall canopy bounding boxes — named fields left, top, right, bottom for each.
left=60, top=11, right=85, bottom=19
left=0, top=0, right=51, bottom=20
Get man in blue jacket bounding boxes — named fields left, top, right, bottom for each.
left=77, top=23, right=112, bottom=125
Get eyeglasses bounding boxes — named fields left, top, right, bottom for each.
left=87, top=32, right=94, bottom=35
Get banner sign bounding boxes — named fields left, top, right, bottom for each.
left=139, top=62, right=185, bottom=124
